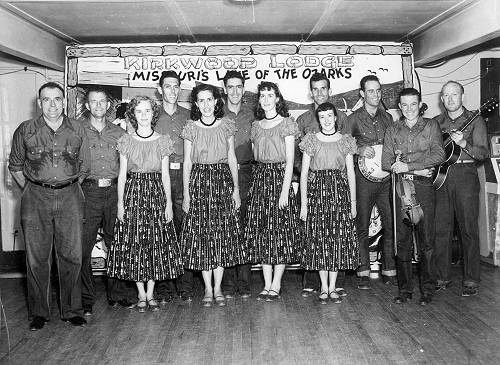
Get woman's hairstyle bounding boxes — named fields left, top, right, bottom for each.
left=315, top=102, right=338, bottom=132
left=190, top=83, right=224, bottom=120
left=126, top=96, right=161, bottom=130
left=254, top=81, right=289, bottom=120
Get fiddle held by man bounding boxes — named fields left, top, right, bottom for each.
left=381, top=88, right=444, bottom=306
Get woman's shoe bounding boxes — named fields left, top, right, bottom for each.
left=214, top=295, right=226, bottom=307
left=201, top=295, right=213, bottom=307
left=266, top=289, right=281, bottom=302
left=318, top=291, right=328, bottom=305
left=136, top=300, right=147, bottom=313
left=328, top=290, right=342, bottom=304
left=147, top=298, right=160, bottom=312
left=256, top=290, right=269, bottom=301
left=335, top=288, right=347, bottom=297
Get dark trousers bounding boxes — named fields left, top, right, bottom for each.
left=395, top=178, right=435, bottom=296
left=223, top=164, right=252, bottom=294
left=81, top=182, right=136, bottom=307
left=22, top=182, right=84, bottom=319
left=434, top=165, right=480, bottom=287
left=156, top=167, right=193, bottom=297
left=355, top=168, right=395, bottom=277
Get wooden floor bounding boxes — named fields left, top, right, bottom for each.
left=1, top=265, right=500, bottom=365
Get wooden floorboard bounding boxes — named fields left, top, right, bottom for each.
left=1, top=265, right=500, bottom=365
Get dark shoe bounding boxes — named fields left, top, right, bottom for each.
left=419, top=295, right=432, bottom=306
left=117, top=299, right=134, bottom=308
left=108, top=300, right=118, bottom=308
left=335, top=288, right=347, bottom=297
left=30, top=316, right=47, bottom=331
left=301, top=289, right=316, bottom=297
left=63, top=316, right=87, bottom=327
left=328, top=290, right=342, bottom=304
left=358, top=276, right=371, bottom=290
left=180, top=292, right=193, bottom=303
left=393, top=293, right=412, bottom=304
left=381, top=275, right=398, bottom=286
left=266, top=289, right=281, bottom=302
left=224, top=292, right=235, bottom=299
left=318, top=291, right=328, bottom=305
left=256, top=290, right=269, bottom=301
left=435, top=280, right=452, bottom=292
left=160, top=296, right=174, bottom=305
left=240, top=292, right=251, bottom=299
left=215, top=295, right=226, bottom=307
left=462, top=286, right=478, bottom=297
left=147, top=298, right=160, bottom=312
left=83, top=306, right=93, bottom=316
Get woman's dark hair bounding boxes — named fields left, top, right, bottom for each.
left=315, top=102, right=338, bottom=132
left=190, top=84, right=224, bottom=121
left=126, top=96, right=161, bottom=130
left=254, top=81, right=289, bottom=120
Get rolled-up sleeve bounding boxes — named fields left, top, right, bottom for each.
left=8, top=124, right=26, bottom=173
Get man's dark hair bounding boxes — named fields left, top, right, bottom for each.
left=159, top=71, right=181, bottom=87
left=223, top=70, right=245, bottom=87
left=38, top=82, right=64, bottom=98
left=190, top=84, right=225, bottom=121
left=399, top=87, right=421, bottom=102
left=360, top=75, right=380, bottom=91
left=115, top=102, right=128, bottom=119
left=85, top=86, right=109, bottom=103
left=309, top=72, right=330, bottom=90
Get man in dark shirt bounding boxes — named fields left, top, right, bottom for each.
left=342, top=75, right=396, bottom=290
left=80, top=87, right=136, bottom=315
left=432, top=81, right=489, bottom=297
left=382, top=88, right=444, bottom=305
left=296, top=72, right=348, bottom=297
left=154, top=71, right=194, bottom=303
left=221, top=70, right=254, bottom=299
left=9, top=82, right=90, bottom=330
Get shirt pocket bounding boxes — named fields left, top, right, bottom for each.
left=26, top=146, right=45, bottom=162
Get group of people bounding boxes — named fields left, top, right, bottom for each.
left=9, top=69, right=488, bottom=332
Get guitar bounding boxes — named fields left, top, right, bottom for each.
left=433, top=98, right=498, bottom=190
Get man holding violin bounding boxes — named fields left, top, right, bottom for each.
left=432, top=81, right=489, bottom=297
left=342, top=75, right=396, bottom=290
left=382, top=88, right=444, bottom=305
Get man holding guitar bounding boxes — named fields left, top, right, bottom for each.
left=342, top=75, right=397, bottom=289
left=432, top=81, right=489, bottom=297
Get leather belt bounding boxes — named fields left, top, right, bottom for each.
left=28, top=177, right=79, bottom=190
left=169, top=162, right=182, bottom=170
left=401, top=174, right=431, bottom=182
left=82, top=177, right=118, bottom=187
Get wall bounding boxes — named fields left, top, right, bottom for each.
left=0, top=52, right=63, bottom=251
left=416, top=47, right=500, bottom=118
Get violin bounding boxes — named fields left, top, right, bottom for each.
left=394, top=151, right=424, bottom=226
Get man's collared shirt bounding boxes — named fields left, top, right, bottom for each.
left=382, top=117, right=444, bottom=172
left=432, top=107, right=489, bottom=162
left=342, top=106, right=393, bottom=148
left=296, top=104, right=347, bottom=135
left=155, top=105, right=191, bottom=163
left=223, top=102, right=254, bottom=164
left=82, top=118, right=125, bottom=179
left=9, top=115, right=90, bottom=184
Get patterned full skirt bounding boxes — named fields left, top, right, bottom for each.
left=245, top=162, right=301, bottom=264
left=301, top=169, right=359, bottom=271
left=181, top=163, right=245, bottom=270
left=107, top=172, right=183, bottom=281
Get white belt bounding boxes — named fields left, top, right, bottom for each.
left=169, top=162, right=181, bottom=170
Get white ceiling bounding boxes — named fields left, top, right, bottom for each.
left=1, top=0, right=468, bottom=44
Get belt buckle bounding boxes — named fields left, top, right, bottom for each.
left=170, top=162, right=181, bottom=170
left=402, top=174, right=414, bottom=181
left=98, top=178, right=112, bottom=187
left=237, top=164, right=241, bottom=170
